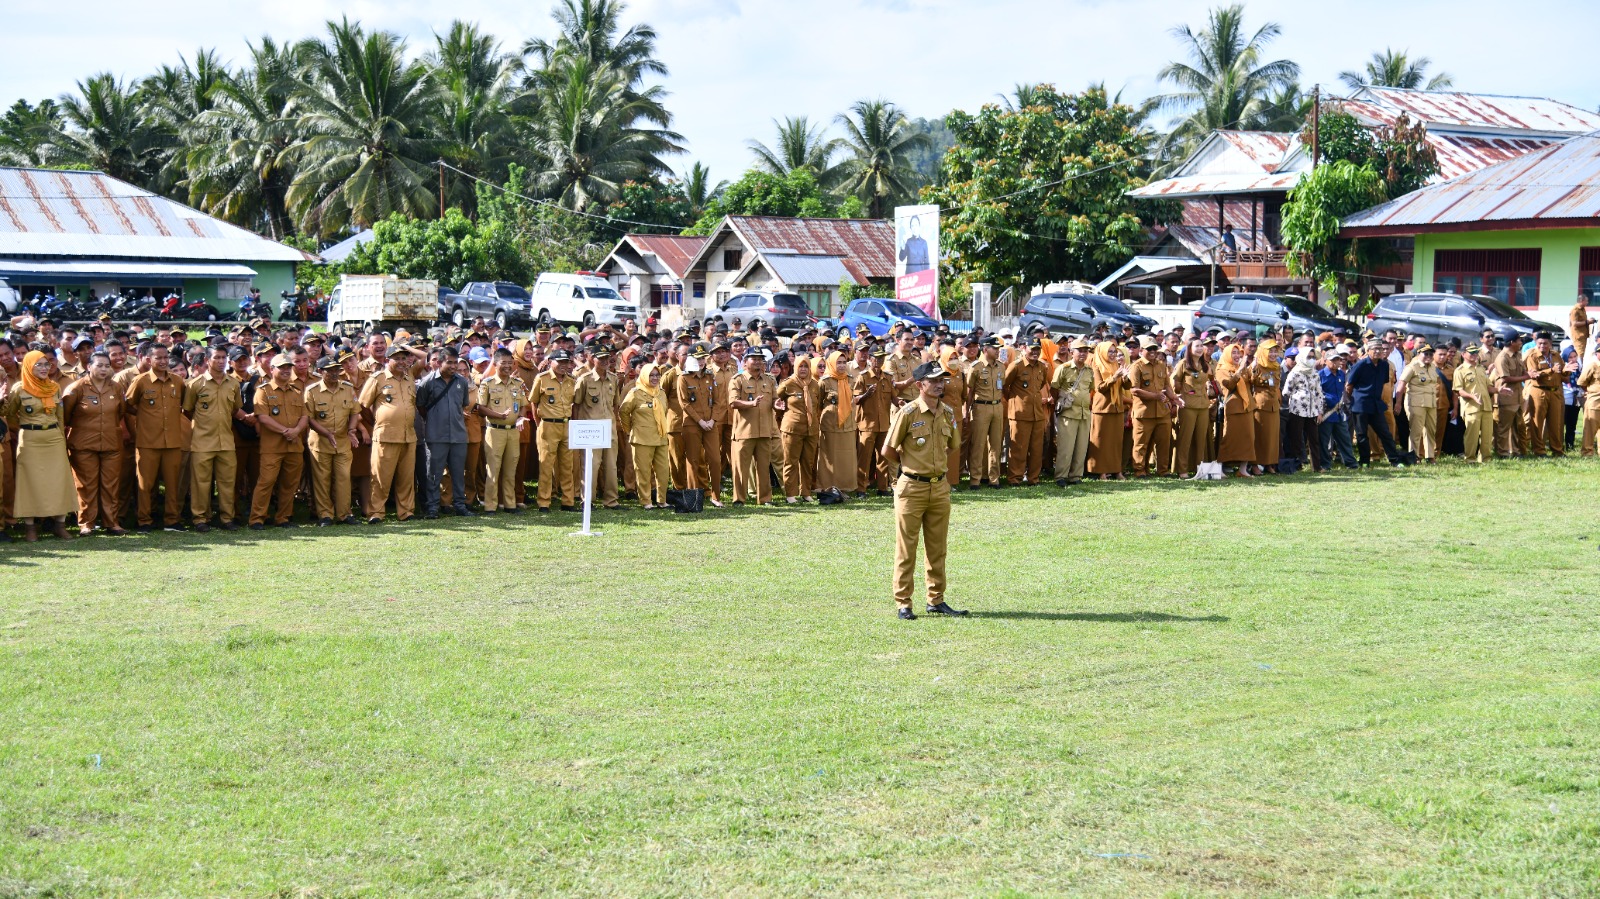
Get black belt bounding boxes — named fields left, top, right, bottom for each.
left=20, top=423, right=59, bottom=431
left=974, top=399, right=1000, bottom=405
left=488, top=422, right=518, bottom=430
left=1537, top=385, right=1558, bottom=391
left=901, top=471, right=944, bottom=483
left=540, top=418, right=567, bottom=423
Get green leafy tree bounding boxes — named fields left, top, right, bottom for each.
left=1305, top=108, right=1437, bottom=195
left=1339, top=49, right=1454, bottom=92
left=476, top=163, right=608, bottom=275
left=833, top=99, right=929, bottom=219
left=1153, top=4, right=1301, bottom=156
left=683, top=168, right=847, bottom=234
left=599, top=178, right=692, bottom=240
left=186, top=37, right=302, bottom=240
left=679, top=161, right=726, bottom=221
left=42, top=74, right=166, bottom=187
left=902, top=116, right=955, bottom=185
left=924, top=84, right=1155, bottom=291
left=0, top=99, right=62, bottom=166
left=343, top=207, right=528, bottom=287
left=428, top=21, right=523, bottom=214
left=1280, top=161, right=1386, bottom=312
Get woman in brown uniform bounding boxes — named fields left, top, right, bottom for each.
left=1087, top=342, right=1131, bottom=480
left=1171, top=340, right=1212, bottom=477
left=776, top=357, right=821, bottom=503
left=1215, top=344, right=1257, bottom=477
left=1248, top=339, right=1283, bottom=474
left=61, top=351, right=127, bottom=535
left=2, top=350, right=76, bottom=541
left=817, top=350, right=858, bottom=497
left=618, top=362, right=670, bottom=509
left=937, top=346, right=967, bottom=482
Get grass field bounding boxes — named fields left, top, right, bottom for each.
left=2, top=459, right=1598, bottom=897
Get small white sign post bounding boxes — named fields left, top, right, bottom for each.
left=567, top=419, right=612, bottom=537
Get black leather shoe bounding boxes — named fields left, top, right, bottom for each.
left=317, top=517, right=333, bottom=527
left=193, top=521, right=211, bottom=533
left=988, top=482, right=1002, bottom=489
left=249, top=523, right=265, bottom=531
left=875, top=489, right=892, bottom=497
left=505, top=507, right=522, bottom=515
left=897, top=608, right=917, bottom=620
left=340, top=516, right=358, bottom=525
left=367, top=516, right=383, bottom=525
left=927, top=602, right=969, bottom=616
left=1055, top=478, right=1068, bottom=488
left=220, top=521, right=239, bottom=531
left=138, top=523, right=155, bottom=533
left=538, top=506, right=551, bottom=514
left=454, top=506, right=476, bottom=517
left=279, top=521, right=296, bottom=529
left=424, top=511, right=440, bottom=520
left=731, top=500, right=744, bottom=507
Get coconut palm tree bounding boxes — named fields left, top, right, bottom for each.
left=680, top=161, right=726, bottom=221
left=286, top=19, right=443, bottom=237
left=0, top=99, right=62, bottom=167
left=523, top=0, right=665, bottom=88
left=749, top=116, right=840, bottom=181
left=1153, top=3, right=1301, bottom=151
left=143, top=49, right=231, bottom=195
left=42, top=74, right=165, bottom=187
left=1340, top=49, right=1454, bottom=92
left=832, top=99, right=929, bottom=219
left=428, top=21, right=523, bottom=212
left=999, top=83, right=1048, bottom=112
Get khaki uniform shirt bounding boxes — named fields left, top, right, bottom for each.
left=1129, top=357, right=1172, bottom=420
left=305, top=380, right=357, bottom=453
left=1400, top=358, right=1439, bottom=409
left=529, top=372, right=577, bottom=421
left=851, top=368, right=894, bottom=432
left=1, top=387, right=66, bottom=429
left=965, top=357, right=1005, bottom=406
left=573, top=370, right=619, bottom=421
left=1003, top=358, right=1049, bottom=421
left=1247, top=366, right=1282, bottom=413
left=476, top=375, right=528, bottom=431
left=359, top=369, right=418, bottom=444
left=1523, top=348, right=1562, bottom=395
left=1171, top=366, right=1212, bottom=412
left=819, top=376, right=858, bottom=433
left=674, top=370, right=715, bottom=431
left=253, top=380, right=308, bottom=454
left=776, top=376, right=821, bottom=436
left=62, top=377, right=125, bottom=452
left=1493, top=348, right=1526, bottom=407
left=1453, top=362, right=1492, bottom=413
left=124, top=370, right=186, bottom=449
left=728, top=371, right=778, bottom=440
left=1051, top=362, right=1094, bottom=421
left=183, top=370, right=240, bottom=453
left=887, top=351, right=919, bottom=402
left=709, top=361, right=734, bottom=424
left=618, top=385, right=669, bottom=446
left=1577, top=365, right=1600, bottom=407
left=1571, top=305, right=1592, bottom=340
left=884, top=396, right=958, bottom=477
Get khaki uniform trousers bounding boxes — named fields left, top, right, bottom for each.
left=1007, top=417, right=1046, bottom=484
left=482, top=426, right=521, bottom=511
left=1054, top=415, right=1090, bottom=482
left=190, top=449, right=238, bottom=522
left=856, top=429, right=889, bottom=492
left=70, top=447, right=122, bottom=529
left=892, top=473, right=951, bottom=609
left=1404, top=400, right=1438, bottom=460
left=969, top=403, right=1004, bottom=485
left=1174, top=407, right=1208, bottom=475
left=1527, top=388, right=1563, bottom=456
left=1462, top=409, right=1494, bottom=462
left=1494, top=396, right=1521, bottom=457
left=780, top=431, right=818, bottom=499
left=250, top=449, right=303, bottom=526
left=573, top=441, right=619, bottom=507
left=819, top=428, right=857, bottom=493
left=464, top=441, right=483, bottom=506
left=673, top=426, right=712, bottom=491
left=134, top=447, right=184, bottom=527
left=703, top=424, right=725, bottom=498
left=536, top=420, right=576, bottom=508
left=308, top=445, right=351, bottom=521
left=368, top=441, right=416, bottom=520
left=1131, top=416, right=1173, bottom=476
left=733, top=436, right=774, bottom=504
left=1581, top=400, right=1600, bottom=456
left=631, top=442, right=670, bottom=507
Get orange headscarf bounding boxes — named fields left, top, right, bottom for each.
left=1040, top=335, right=1059, bottom=370
left=1091, top=341, right=1125, bottom=408
left=634, top=363, right=670, bottom=437
left=1255, top=339, right=1282, bottom=372
left=19, top=350, right=59, bottom=411
left=1216, top=344, right=1255, bottom=410
left=938, top=345, right=961, bottom=376
left=826, top=350, right=853, bottom=427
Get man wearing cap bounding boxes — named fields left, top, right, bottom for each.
left=1003, top=338, right=1049, bottom=486
left=475, top=348, right=530, bottom=513
left=1522, top=331, right=1569, bottom=457
left=358, top=348, right=419, bottom=523
left=1491, top=333, right=1529, bottom=456
left=304, top=355, right=360, bottom=525
left=851, top=343, right=894, bottom=497
left=1050, top=338, right=1094, bottom=485
left=672, top=342, right=719, bottom=505
left=249, top=354, right=309, bottom=528
left=530, top=349, right=579, bottom=512
left=963, top=336, right=1005, bottom=489
left=887, top=331, right=919, bottom=406
left=727, top=348, right=778, bottom=506
left=573, top=344, right=621, bottom=510
left=123, top=343, right=188, bottom=531
left=1128, top=335, right=1177, bottom=477
left=182, top=344, right=242, bottom=531
left=1454, top=345, right=1494, bottom=463
left=883, top=361, right=965, bottom=620
left=1397, top=344, right=1440, bottom=462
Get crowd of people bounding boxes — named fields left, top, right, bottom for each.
left=0, top=303, right=1595, bottom=544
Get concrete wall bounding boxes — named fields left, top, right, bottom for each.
left=1414, top=228, right=1600, bottom=330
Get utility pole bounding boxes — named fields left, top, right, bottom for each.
left=1310, top=84, right=1320, bottom=170
left=438, top=160, right=445, bottom=217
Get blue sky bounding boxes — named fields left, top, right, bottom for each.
left=4, top=0, right=1597, bottom=183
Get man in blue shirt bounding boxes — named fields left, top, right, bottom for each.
left=1344, top=341, right=1405, bottom=467
left=1317, top=349, right=1358, bottom=468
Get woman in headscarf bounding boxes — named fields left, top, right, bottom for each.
left=775, top=356, right=821, bottom=503
left=619, top=362, right=671, bottom=509
left=510, top=337, right=542, bottom=508
left=1249, top=339, right=1283, bottom=474
left=1214, top=343, right=1257, bottom=477
left=816, top=350, right=858, bottom=497
left=1, top=350, right=76, bottom=540
left=1171, top=339, right=1212, bottom=477
left=1087, top=341, right=1132, bottom=480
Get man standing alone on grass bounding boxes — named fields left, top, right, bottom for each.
left=883, top=361, right=967, bottom=621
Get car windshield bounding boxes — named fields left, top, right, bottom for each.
left=771, top=294, right=807, bottom=309
left=880, top=300, right=926, bottom=317
left=1078, top=294, right=1134, bottom=314
left=1471, top=295, right=1535, bottom=321
left=1277, top=296, right=1332, bottom=318
left=496, top=284, right=530, bottom=299
left=584, top=287, right=621, bottom=301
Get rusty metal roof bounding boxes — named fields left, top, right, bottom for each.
left=1342, top=132, right=1600, bottom=236
left=1348, top=87, right=1600, bottom=135
left=0, top=166, right=311, bottom=263
left=1215, top=131, right=1297, bottom=172
left=1129, top=171, right=1302, bottom=199
left=623, top=234, right=705, bottom=279
left=685, top=216, right=896, bottom=284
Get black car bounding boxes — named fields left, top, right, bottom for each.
left=443, top=281, right=535, bottom=329
left=1193, top=292, right=1356, bottom=338
left=1366, top=292, right=1554, bottom=346
left=708, top=291, right=815, bottom=335
left=1019, top=292, right=1157, bottom=336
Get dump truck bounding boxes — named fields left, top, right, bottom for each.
left=326, top=274, right=440, bottom=334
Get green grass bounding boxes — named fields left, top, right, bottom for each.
left=3, top=459, right=1599, bottom=897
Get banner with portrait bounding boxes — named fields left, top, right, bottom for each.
left=895, top=204, right=939, bottom=320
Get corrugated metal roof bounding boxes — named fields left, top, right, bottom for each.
left=762, top=253, right=855, bottom=287
left=1342, top=132, right=1600, bottom=235
left=0, top=166, right=312, bottom=263
left=319, top=229, right=373, bottom=263
left=1349, top=87, right=1600, bottom=135
left=727, top=216, right=896, bottom=284
left=1215, top=131, right=1297, bottom=172
left=1129, top=172, right=1302, bottom=198
left=0, top=259, right=257, bottom=278
left=627, top=234, right=705, bottom=279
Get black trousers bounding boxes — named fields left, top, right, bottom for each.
left=1354, top=412, right=1402, bottom=466
left=1282, top=413, right=1319, bottom=469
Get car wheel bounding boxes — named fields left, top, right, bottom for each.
left=495, top=310, right=509, bottom=330
left=452, top=306, right=465, bottom=327
left=582, top=311, right=596, bottom=328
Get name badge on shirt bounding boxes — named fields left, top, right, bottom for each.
left=89, top=395, right=99, bottom=405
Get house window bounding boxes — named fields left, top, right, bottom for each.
left=797, top=289, right=830, bottom=316
left=722, top=249, right=742, bottom=270
left=1434, top=248, right=1541, bottom=307
left=217, top=279, right=252, bottom=300
left=1581, top=248, right=1600, bottom=304
left=692, top=281, right=705, bottom=299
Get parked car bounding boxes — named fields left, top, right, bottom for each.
left=1192, top=292, right=1357, bottom=339
left=441, top=281, right=536, bottom=329
left=1366, top=292, right=1553, bottom=346
left=530, top=272, right=638, bottom=327
left=838, top=298, right=939, bottom=337
left=1019, top=292, right=1157, bottom=337
left=0, top=278, right=20, bottom=315
left=706, top=291, right=815, bottom=335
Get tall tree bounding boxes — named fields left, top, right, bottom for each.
left=0, top=100, right=62, bottom=167
left=748, top=116, right=839, bottom=181
left=680, top=161, right=726, bottom=221
left=42, top=74, right=164, bottom=187
left=832, top=99, right=928, bottom=219
left=143, top=49, right=231, bottom=194
left=1340, top=49, right=1454, bottom=92
left=286, top=19, right=443, bottom=237
left=427, top=21, right=523, bottom=212
left=187, top=37, right=303, bottom=240
left=521, top=0, right=670, bottom=129
left=1153, top=3, right=1300, bottom=152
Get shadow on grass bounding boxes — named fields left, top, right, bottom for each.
left=979, top=610, right=1229, bottom=623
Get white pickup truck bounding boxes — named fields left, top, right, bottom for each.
left=327, top=274, right=440, bottom=334
left=530, top=272, right=638, bottom=327
left=0, top=278, right=21, bottom=315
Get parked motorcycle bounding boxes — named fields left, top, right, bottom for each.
left=278, top=290, right=301, bottom=322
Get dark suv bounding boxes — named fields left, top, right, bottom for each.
left=1193, top=292, right=1355, bottom=338
left=1366, top=293, right=1554, bottom=346
left=1019, top=292, right=1156, bottom=336
left=708, top=291, right=815, bottom=335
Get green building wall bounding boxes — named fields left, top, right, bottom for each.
left=1412, top=228, right=1600, bottom=330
